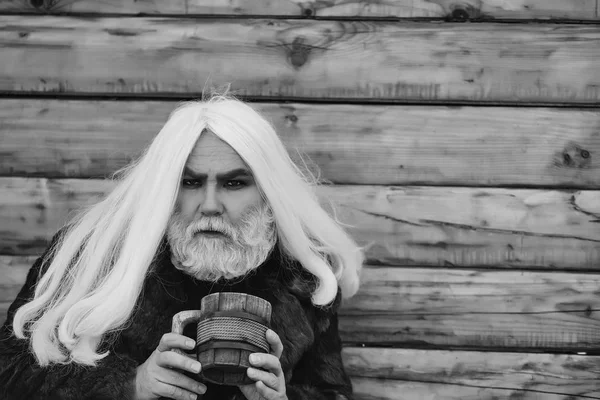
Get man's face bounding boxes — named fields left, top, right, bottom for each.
left=176, top=130, right=264, bottom=225
left=166, top=131, right=277, bottom=281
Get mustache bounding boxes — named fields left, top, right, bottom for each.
left=187, top=218, right=234, bottom=238
left=183, top=205, right=267, bottom=239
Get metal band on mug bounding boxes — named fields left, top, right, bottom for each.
left=200, top=310, right=270, bottom=327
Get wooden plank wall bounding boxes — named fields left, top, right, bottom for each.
left=1, top=1, right=600, bottom=399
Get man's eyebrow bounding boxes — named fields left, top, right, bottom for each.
left=183, top=167, right=253, bottom=180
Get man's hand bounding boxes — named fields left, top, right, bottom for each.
left=134, top=333, right=207, bottom=400
left=239, top=329, right=287, bottom=400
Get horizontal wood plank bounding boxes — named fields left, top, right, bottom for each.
left=339, top=266, right=600, bottom=350
left=317, top=0, right=600, bottom=20
left=1, top=17, right=600, bottom=103
left=2, top=179, right=600, bottom=270
left=0, top=0, right=302, bottom=16
left=0, top=0, right=597, bottom=20
left=2, top=99, right=600, bottom=187
left=0, top=255, right=33, bottom=324
left=0, top=255, right=34, bottom=297
left=4, top=261, right=600, bottom=350
left=343, top=348, right=600, bottom=398
left=351, top=378, right=594, bottom=400
left=326, top=185, right=600, bottom=269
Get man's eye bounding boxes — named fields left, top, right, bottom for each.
left=182, top=179, right=202, bottom=188
left=226, top=180, right=246, bottom=189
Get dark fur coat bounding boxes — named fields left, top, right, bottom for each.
left=0, top=231, right=353, bottom=400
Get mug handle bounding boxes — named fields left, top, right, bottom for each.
left=171, top=310, right=203, bottom=357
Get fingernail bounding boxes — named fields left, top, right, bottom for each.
left=198, top=384, right=206, bottom=394
left=186, top=339, right=195, bottom=348
left=191, top=361, right=201, bottom=373
left=249, top=354, right=258, bottom=363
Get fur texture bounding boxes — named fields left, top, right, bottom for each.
left=0, top=231, right=353, bottom=400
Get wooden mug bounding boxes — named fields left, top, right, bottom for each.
left=172, top=292, right=272, bottom=385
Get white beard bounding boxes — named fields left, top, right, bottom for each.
left=166, top=204, right=277, bottom=281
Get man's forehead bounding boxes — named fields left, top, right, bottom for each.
left=189, top=132, right=239, bottom=157
left=185, top=131, right=251, bottom=175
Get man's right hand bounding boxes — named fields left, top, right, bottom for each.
left=134, top=333, right=207, bottom=400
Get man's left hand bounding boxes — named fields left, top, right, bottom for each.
left=239, top=329, right=287, bottom=400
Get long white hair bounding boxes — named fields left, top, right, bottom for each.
left=12, top=92, right=364, bottom=367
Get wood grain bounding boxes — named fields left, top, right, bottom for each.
left=0, top=0, right=597, bottom=20
left=1, top=17, right=600, bottom=103
left=0, top=255, right=34, bottom=324
left=0, top=178, right=111, bottom=255
left=343, top=348, right=600, bottom=398
left=351, top=378, right=595, bottom=400
left=196, top=293, right=272, bottom=385
left=0, top=0, right=305, bottom=15
left=322, top=185, right=600, bottom=269
left=2, top=178, right=600, bottom=270
left=317, top=0, right=600, bottom=20
left=2, top=99, right=600, bottom=187
left=339, top=266, right=600, bottom=350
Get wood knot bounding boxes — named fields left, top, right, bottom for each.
left=451, top=8, right=470, bottom=21
left=553, top=142, right=592, bottom=169
left=302, top=8, right=314, bottom=17
left=581, top=150, right=590, bottom=159
left=447, top=4, right=482, bottom=21
left=288, top=37, right=311, bottom=69
left=30, top=0, right=45, bottom=9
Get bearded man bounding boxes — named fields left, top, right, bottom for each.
left=0, top=94, right=363, bottom=400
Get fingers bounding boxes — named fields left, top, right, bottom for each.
left=136, top=333, right=205, bottom=400
left=255, top=380, right=283, bottom=400
left=249, top=353, right=282, bottom=377
left=157, top=333, right=196, bottom=353
left=154, top=380, right=203, bottom=400
left=265, top=329, right=283, bottom=358
left=157, top=349, right=202, bottom=375
left=247, top=329, right=284, bottom=384
left=244, top=330, right=286, bottom=398
left=156, top=368, right=207, bottom=397
left=247, top=367, right=280, bottom=390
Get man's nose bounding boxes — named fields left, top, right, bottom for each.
left=199, top=185, right=223, bottom=216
